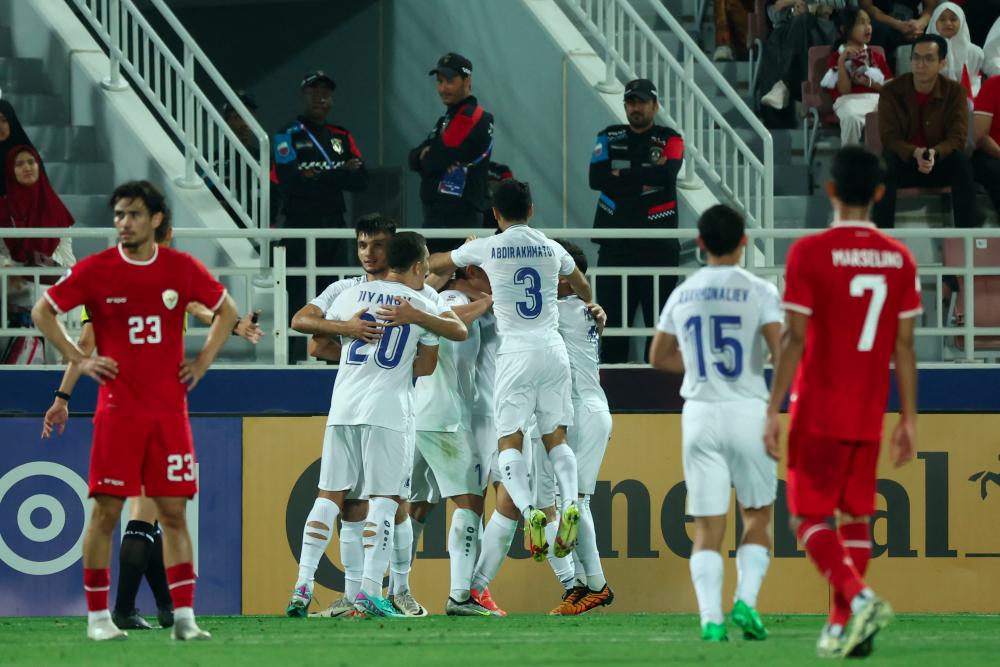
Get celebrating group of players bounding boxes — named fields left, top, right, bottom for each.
left=30, top=144, right=920, bottom=659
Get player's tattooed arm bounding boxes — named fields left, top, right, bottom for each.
left=890, top=316, right=918, bottom=467
left=31, top=298, right=118, bottom=386
left=412, top=342, right=439, bottom=378
left=566, top=267, right=593, bottom=303
left=378, top=299, right=468, bottom=341
left=291, top=304, right=382, bottom=343
left=649, top=331, right=685, bottom=374
left=42, top=322, right=97, bottom=439
left=764, top=311, right=809, bottom=460
left=179, top=293, right=238, bottom=391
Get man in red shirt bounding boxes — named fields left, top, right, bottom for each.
left=31, top=181, right=238, bottom=641
left=765, top=146, right=921, bottom=658
left=972, top=74, right=1000, bottom=220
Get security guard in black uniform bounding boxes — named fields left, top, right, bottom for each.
left=589, top=78, right=684, bottom=363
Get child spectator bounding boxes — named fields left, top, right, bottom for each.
left=926, top=2, right=983, bottom=98
left=983, top=18, right=1000, bottom=76
left=822, top=7, right=893, bottom=145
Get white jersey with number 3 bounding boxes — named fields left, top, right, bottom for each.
left=451, top=224, right=575, bottom=354
left=657, top=266, right=782, bottom=403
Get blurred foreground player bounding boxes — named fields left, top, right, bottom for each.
left=765, top=146, right=921, bottom=658
left=651, top=205, right=782, bottom=641
left=31, top=181, right=239, bottom=641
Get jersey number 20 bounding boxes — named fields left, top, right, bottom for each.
left=346, top=313, right=411, bottom=369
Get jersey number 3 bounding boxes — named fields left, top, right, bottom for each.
left=514, top=267, right=542, bottom=319
left=850, top=274, right=887, bottom=352
left=128, top=315, right=162, bottom=345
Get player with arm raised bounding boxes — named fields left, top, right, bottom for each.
left=31, top=180, right=239, bottom=641
left=649, top=205, right=782, bottom=642
left=287, top=232, right=467, bottom=618
left=764, top=146, right=921, bottom=658
left=429, top=178, right=592, bottom=571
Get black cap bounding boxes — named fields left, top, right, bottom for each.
left=221, top=90, right=257, bottom=117
left=624, top=78, right=657, bottom=102
left=428, top=53, right=472, bottom=78
left=301, top=70, right=336, bottom=91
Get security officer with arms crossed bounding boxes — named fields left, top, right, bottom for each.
left=409, top=53, right=494, bottom=253
left=589, top=78, right=684, bottom=363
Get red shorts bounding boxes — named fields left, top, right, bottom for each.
left=90, top=408, right=198, bottom=498
left=786, top=427, right=880, bottom=518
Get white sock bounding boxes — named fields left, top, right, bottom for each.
left=471, top=511, right=517, bottom=591
left=174, top=606, right=194, bottom=622
left=547, top=444, right=579, bottom=511
left=448, top=508, right=480, bottom=601
left=573, top=551, right=586, bottom=586
left=735, top=544, right=770, bottom=608
left=851, top=587, right=875, bottom=614
left=87, top=609, right=111, bottom=624
left=544, top=517, right=576, bottom=590
left=296, top=497, right=340, bottom=589
left=410, top=516, right=426, bottom=557
left=575, top=495, right=606, bottom=590
left=390, top=518, right=413, bottom=595
left=340, top=520, right=364, bottom=601
left=497, top=448, right=534, bottom=515
left=690, top=550, right=724, bottom=626
left=361, top=497, right=398, bottom=598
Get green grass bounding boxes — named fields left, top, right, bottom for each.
left=0, top=614, right=998, bottom=666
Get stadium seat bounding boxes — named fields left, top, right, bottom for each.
left=747, top=0, right=770, bottom=101
left=943, top=237, right=1000, bottom=350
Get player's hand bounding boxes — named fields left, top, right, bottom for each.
left=378, top=298, right=425, bottom=327
left=586, top=303, right=608, bottom=333
left=41, top=399, right=69, bottom=439
left=74, top=356, right=118, bottom=385
left=344, top=158, right=363, bottom=171
left=344, top=307, right=382, bottom=343
left=178, top=356, right=210, bottom=392
left=235, top=309, right=265, bottom=344
left=763, top=412, right=782, bottom=461
left=890, top=417, right=917, bottom=467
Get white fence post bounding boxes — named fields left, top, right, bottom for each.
left=100, top=0, right=128, bottom=92
left=175, top=45, right=200, bottom=189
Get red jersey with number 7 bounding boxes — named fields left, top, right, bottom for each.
left=782, top=222, right=922, bottom=441
left=44, top=244, right=226, bottom=416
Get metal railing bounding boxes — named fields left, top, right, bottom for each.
left=70, top=0, right=270, bottom=229
left=561, top=0, right=774, bottom=253
left=3, top=227, right=1000, bottom=366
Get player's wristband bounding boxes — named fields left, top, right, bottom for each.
left=54, top=390, right=71, bottom=401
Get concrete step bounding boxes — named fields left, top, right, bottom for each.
left=24, top=125, right=100, bottom=162
left=0, top=57, right=48, bottom=93
left=46, top=161, right=115, bottom=194
left=4, top=92, right=69, bottom=125
left=772, top=195, right=835, bottom=228
left=62, top=194, right=112, bottom=228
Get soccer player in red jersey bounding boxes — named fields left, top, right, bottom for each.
left=31, top=181, right=239, bottom=641
left=765, top=146, right=921, bottom=658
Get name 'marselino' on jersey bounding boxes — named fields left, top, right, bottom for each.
left=325, top=280, right=447, bottom=431
left=657, top=265, right=783, bottom=403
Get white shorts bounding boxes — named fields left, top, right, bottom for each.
left=567, top=406, right=612, bottom=495
left=682, top=399, right=777, bottom=517
left=494, top=344, right=573, bottom=439
left=530, top=435, right=557, bottom=509
left=472, top=414, right=499, bottom=488
left=318, top=424, right=410, bottom=498
left=414, top=429, right=484, bottom=499
left=409, top=439, right=440, bottom=504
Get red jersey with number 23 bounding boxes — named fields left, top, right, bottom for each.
left=45, top=244, right=226, bottom=416
left=783, top=223, right=922, bottom=442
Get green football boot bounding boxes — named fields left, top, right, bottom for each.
left=701, top=622, right=729, bottom=641
left=730, top=599, right=768, bottom=640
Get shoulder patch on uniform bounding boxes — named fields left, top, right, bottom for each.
left=274, top=133, right=297, bottom=164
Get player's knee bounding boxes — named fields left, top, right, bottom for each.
left=89, top=503, right=122, bottom=533
left=839, top=513, right=869, bottom=526
left=156, top=508, right=187, bottom=532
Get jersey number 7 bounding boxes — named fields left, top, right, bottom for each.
left=850, top=274, right=887, bottom=352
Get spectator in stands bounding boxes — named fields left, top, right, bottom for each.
left=209, top=91, right=263, bottom=216
left=714, top=0, right=754, bottom=61
left=408, top=53, right=494, bottom=253
left=874, top=34, right=981, bottom=228
left=964, top=1, right=1000, bottom=48
left=482, top=161, right=513, bottom=229
left=822, top=7, right=893, bottom=145
left=926, top=2, right=982, bottom=98
left=972, top=74, right=1000, bottom=220
left=758, top=0, right=844, bottom=111
left=983, top=18, right=1000, bottom=76
left=589, top=79, right=683, bottom=363
left=0, top=100, right=32, bottom=197
left=860, top=0, right=939, bottom=55
left=272, top=70, right=368, bottom=361
left=0, top=145, right=75, bottom=364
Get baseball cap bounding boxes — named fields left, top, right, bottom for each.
left=428, top=53, right=473, bottom=78
left=221, top=90, right=258, bottom=117
left=301, top=70, right=336, bottom=91
left=624, top=78, right=657, bottom=102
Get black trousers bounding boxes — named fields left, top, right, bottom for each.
left=422, top=203, right=483, bottom=254
left=972, top=151, right=1000, bottom=221
left=596, top=243, right=679, bottom=364
left=873, top=152, right=981, bottom=229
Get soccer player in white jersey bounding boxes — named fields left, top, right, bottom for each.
left=649, top=205, right=782, bottom=642
left=429, top=179, right=593, bottom=569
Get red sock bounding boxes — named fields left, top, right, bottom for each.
left=829, top=522, right=873, bottom=625
left=797, top=519, right=866, bottom=605
left=166, top=562, right=196, bottom=609
left=83, top=568, right=111, bottom=612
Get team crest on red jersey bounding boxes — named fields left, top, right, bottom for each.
left=162, top=289, right=179, bottom=310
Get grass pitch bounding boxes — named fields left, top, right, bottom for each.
left=0, top=613, right=997, bottom=666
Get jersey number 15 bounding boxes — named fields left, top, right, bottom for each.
left=684, top=315, right=743, bottom=380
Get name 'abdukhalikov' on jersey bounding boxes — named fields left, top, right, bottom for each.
left=325, top=280, right=445, bottom=432
left=657, top=265, right=783, bottom=403
left=557, top=295, right=609, bottom=411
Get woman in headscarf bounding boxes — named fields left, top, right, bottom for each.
left=0, top=100, right=34, bottom=196
left=0, top=145, right=75, bottom=363
left=926, top=2, right=984, bottom=98
left=983, top=17, right=1000, bottom=77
